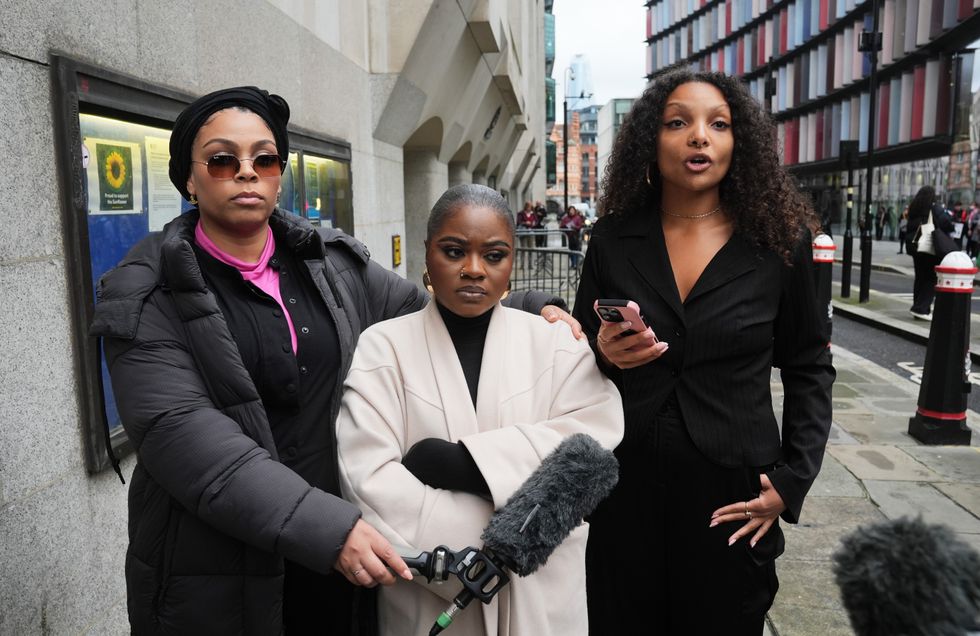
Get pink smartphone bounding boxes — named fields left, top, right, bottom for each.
left=593, top=299, right=654, bottom=340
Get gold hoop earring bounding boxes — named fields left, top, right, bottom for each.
left=645, top=165, right=654, bottom=188
left=189, top=194, right=198, bottom=205
left=500, top=280, right=511, bottom=301
left=422, top=270, right=434, bottom=294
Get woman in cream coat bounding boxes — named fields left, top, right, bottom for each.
left=337, top=185, right=623, bottom=636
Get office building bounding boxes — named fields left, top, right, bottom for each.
left=597, top=97, right=638, bottom=201
left=645, top=0, right=980, bottom=227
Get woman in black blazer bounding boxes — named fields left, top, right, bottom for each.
left=573, top=70, right=835, bottom=635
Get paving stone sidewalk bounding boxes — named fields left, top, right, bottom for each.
left=761, top=345, right=980, bottom=636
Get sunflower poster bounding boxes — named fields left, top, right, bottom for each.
left=85, top=137, right=143, bottom=215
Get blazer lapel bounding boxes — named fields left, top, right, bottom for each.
left=625, top=214, right=685, bottom=322
left=684, top=232, right=760, bottom=305
left=422, top=303, right=481, bottom=440
left=474, top=304, right=506, bottom=431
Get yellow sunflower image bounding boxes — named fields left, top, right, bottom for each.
left=104, top=150, right=127, bottom=189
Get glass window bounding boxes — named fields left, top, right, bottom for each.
left=303, top=154, right=352, bottom=230
left=275, top=150, right=353, bottom=233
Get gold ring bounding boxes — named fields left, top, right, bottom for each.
left=744, top=502, right=750, bottom=518
left=352, top=569, right=362, bottom=577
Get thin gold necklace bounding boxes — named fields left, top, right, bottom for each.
left=661, top=204, right=722, bottom=220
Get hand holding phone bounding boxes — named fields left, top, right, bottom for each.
left=593, top=299, right=655, bottom=341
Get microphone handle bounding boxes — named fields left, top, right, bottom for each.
left=401, top=552, right=431, bottom=576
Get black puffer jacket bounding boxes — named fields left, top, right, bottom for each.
left=91, top=210, right=557, bottom=635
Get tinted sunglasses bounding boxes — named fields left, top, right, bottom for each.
left=192, top=153, right=284, bottom=179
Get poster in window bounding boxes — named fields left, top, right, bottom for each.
left=145, top=135, right=183, bottom=230
left=305, top=162, right=321, bottom=224
left=85, top=137, right=144, bottom=215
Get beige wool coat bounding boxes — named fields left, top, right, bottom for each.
left=337, top=302, right=624, bottom=636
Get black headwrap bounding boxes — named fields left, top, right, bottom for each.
left=168, top=86, right=290, bottom=200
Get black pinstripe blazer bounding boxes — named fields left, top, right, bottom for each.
left=573, top=212, right=835, bottom=523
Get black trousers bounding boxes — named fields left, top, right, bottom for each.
left=911, top=251, right=938, bottom=314
left=586, top=398, right=781, bottom=635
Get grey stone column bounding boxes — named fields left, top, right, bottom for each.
left=472, top=171, right=487, bottom=186
left=448, top=163, right=472, bottom=187
left=403, top=149, right=448, bottom=283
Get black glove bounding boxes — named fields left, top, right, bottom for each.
left=402, top=438, right=491, bottom=498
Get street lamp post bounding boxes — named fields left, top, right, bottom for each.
left=858, top=0, right=882, bottom=303
left=840, top=140, right=859, bottom=298
left=563, top=66, right=574, bottom=215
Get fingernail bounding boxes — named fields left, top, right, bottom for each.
left=709, top=520, right=718, bottom=528
left=402, top=569, right=413, bottom=579
left=728, top=537, right=736, bottom=546
left=620, top=321, right=632, bottom=330
left=750, top=540, right=757, bottom=549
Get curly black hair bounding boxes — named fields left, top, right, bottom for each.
left=598, top=69, right=818, bottom=263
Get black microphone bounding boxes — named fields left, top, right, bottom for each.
left=832, top=516, right=980, bottom=636
left=429, top=433, right=619, bottom=634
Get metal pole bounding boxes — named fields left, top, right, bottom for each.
left=842, top=166, right=854, bottom=297
left=840, top=140, right=858, bottom=298
left=563, top=96, right=569, bottom=214
left=858, top=0, right=882, bottom=303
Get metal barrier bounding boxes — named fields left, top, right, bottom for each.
left=510, top=246, right=584, bottom=309
left=515, top=229, right=569, bottom=249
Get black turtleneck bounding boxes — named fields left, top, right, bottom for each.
left=399, top=302, right=493, bottom=499
left=436, top=301, right=492, bottom=407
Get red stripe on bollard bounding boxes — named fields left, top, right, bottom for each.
left=916, top=407, right=967, bottom=420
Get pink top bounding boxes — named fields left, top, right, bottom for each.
left=194, top=222, right=298, bottom=354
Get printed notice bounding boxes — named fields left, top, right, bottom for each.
left=145, top=135, right=182, bottom=231
left=86, top=137, right=143, bottom=215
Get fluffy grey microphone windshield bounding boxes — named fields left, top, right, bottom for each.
left=832, top=516, right=980, bottom=636
left=480, top=433, right=618, bottom=577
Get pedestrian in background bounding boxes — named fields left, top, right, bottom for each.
left=907, top=185, right=954, bottom=320
left=967, top=202, right=980, bottom=259
left=516, top=200, right=539, bottom=248
left=875, top=205, right=886, bottom=240
left=560, top=205, right=585, bottom=266
left=951, top=199, right=966, bottom=250
left=897, top=207, right=909, bottom=254
left=533, top=200, right=547, bottom=247
left=574, top=69, right=834, bottom=635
